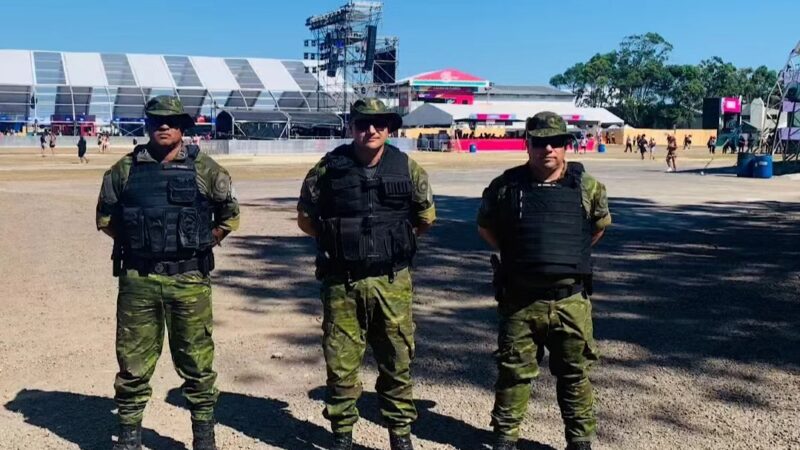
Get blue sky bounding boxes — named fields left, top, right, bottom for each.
left=4, top=0, right=797, bottom=85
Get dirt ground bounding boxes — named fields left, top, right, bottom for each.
left=0, top=145, right=798, bottom=450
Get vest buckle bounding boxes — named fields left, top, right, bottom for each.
left=153, top=262, right=165, bottom=274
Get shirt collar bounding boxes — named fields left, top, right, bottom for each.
left=134, top=143, right=187, bottom=163
left=526, top=162, right=567, bottom=183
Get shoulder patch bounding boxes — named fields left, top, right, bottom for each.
left=211, top=171, right=232, bottom=201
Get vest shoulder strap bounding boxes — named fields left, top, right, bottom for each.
left=185, top=144, right=201, bottom=159
left=324, top=144, right=356, bottom=171
left=377, top=145, right=409, bottom=177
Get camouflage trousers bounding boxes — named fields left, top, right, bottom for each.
left=320, top=267, right=417, bottom=436
left=492, top=292, right=599, bottom=444
left=114, top=269, right=218, bottom=425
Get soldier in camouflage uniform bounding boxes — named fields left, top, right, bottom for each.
left=96, top=96, right=240, bottom=450
left=297, top=98, right=436, bottom=450
left=477, top=112, right=611, bottom=450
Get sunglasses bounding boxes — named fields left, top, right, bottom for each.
left=353, top=118, right=390, bottom=131
left=147, top=117, right=183, bottom=130
left=528, top=136, right=572, bottom=149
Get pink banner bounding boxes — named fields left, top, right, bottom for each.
left=722, top=97, right=742, bottom=113
left=453, top=138, right=526, bottom=151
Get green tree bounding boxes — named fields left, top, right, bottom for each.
left=663, top=64, right=706, bottom=128
left=699, top=57, right=741, bottom=98
left=549, top=53, right=617, bottom=108
left=613, top=33, right=674, bottom=126
left=548, top=33, right=779, bottom=128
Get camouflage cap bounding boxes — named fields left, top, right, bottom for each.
left=144, top=95, right=194, bottom=130
left=350, top=97, right=402, bottom=132
left=525, top=111, right=572, bottom=139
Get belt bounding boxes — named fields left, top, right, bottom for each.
left=124, top=253, right=214, bottom=276
left=319, top=262, right=408, bottom=283
left=508, top=283, right=584, bottom=301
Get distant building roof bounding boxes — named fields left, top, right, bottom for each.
left=485, top=85, right=574, bottom=97
left=399, top=68, right=490, bottom=88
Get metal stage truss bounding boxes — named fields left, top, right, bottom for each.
left=304, top=1, right=398, bottom=113
left=764, top=40, right=800, bottom=162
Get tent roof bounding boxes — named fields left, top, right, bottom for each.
left=400, top=68, right=489, bottom=88
left=219, top=109, right=342, bottom=127
left=402, top=103, right=455, bottom=127
left=484, top=85, right=574, bottom=97
left=403, top=101, right=624, bottom=127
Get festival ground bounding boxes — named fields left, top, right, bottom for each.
left=0, top=145, right=798, bottom=449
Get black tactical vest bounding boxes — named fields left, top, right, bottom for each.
left=316, top=144, right=416, bottom=279
left=499, top=162, right=592, bottom=278
left=116, top=145, right=214, bottom=265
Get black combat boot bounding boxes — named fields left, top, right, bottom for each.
left=112, top=423, right=142, bottom=450
left=565, top=442, right=592, bottom=450
left=492, top=436, right=517, bottom=450
left=330, top=431, right=353, bottom=450
left=191, top=418, right=217, bottom=450
left=389, top=432, right=414, bottom=450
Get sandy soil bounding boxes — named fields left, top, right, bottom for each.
left=0, top=145, right=798, bottom=450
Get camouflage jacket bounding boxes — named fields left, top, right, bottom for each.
left=297, top=144, right=436, bottom=226
left=96, top=144, right=241, bottom=233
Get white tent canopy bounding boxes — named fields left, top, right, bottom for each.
left=403, top=101, right=623, bottom=127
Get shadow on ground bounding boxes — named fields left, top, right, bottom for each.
left=307, top=386, right=556, bottom=450
left=164, top=388, right=378, bottom=450
left=4, top=389, right=186, bottom=450
left=217, top=194, right=800, bottom=444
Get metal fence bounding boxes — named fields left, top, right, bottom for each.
left=0, top=136, right=418, bottom=155
left=0, top=135, right=141, bottom=148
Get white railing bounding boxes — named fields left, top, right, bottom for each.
left=0, top=136, right=418, bottom=154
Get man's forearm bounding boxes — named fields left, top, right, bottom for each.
left=591, top=229, right=605, bottom=246
left=101, top=227, right=115, bottom=239
left=478, top=226, right=499, bottom=250
left=415, top=222, right=432, bottom=236
left=297, top=212, right=318, bottom=238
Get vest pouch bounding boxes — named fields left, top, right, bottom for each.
left=164, top=209, right=180, bottom=253
left=168, top=177, right=197, bottom=204
left=197, top=209, right=214, bottom=248
left=318, top=218, right=340, bottom=260
left=178, top=207, right=200, bottom=250
left=122, top=207, right=145, bottom=250
left=389, top=220, right=416, bottom=261
left=381, top=177, right=413, bottom=208
left=330, top=177, right=364, bottom=212
left=338, top=217, right=367, bottom=262
left=144, top=208, right=167, bottom=254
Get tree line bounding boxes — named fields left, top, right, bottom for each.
left=549, top=33, right=778, bottom=128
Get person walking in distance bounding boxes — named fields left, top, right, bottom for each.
left=637, top=135, right=647, bottom=160
left=48, top=131, right=56, bottom=156
left=39, top=131, right=47, bottom=157
left=666, top=135, right=678, bottom=172
left=77, top=134, right=89, bottom=164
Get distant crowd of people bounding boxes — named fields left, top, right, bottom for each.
left=39, top=131, right=57, bottom=157
left=623, top=133, right=680, bottom=171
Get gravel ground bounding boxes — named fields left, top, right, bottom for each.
left=0, top=146, right=798, bottom=450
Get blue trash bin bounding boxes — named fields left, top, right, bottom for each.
left=752, top=155, right=773, bottom=179
left=469, top=143, right=477, bottom=153
left=598, top=144, right=606, bottom=153
left=736, top=153, right=755, bottom=177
